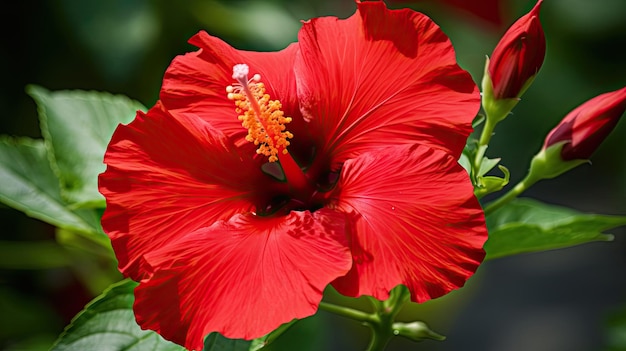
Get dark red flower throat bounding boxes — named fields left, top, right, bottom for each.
left=227, top=63, right=333, bottom=216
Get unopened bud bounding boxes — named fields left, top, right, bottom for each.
left=527, top=87, right=626, bottom=181
left=485, top=0, right=545, bottom=101
left=544, top=87, right=626, bottom=161
left=392, top=321, right=446, bottom=342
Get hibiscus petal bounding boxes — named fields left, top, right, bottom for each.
left=99, top=103, right=269, bottom=280
left=134, top=209, right=352, bottom=351
left=160, top=32, right=309, bottom=149
left=295, top=0, right=479, bottom=170
left=331, top=143, right=487, bottom=302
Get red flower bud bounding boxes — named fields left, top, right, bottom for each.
left=488, top=0, right=545, bottom=99
left=544, top=87, right=626, bottom=160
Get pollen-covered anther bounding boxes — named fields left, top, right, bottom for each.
left=227, top=64, right=293, bottom=163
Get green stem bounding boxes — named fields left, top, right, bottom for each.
left=366, top=315, right=394, bottom=351
left=483, top=173, right=539, bottom=216
left=365, top=287, right=409, bottom=351
left=472, top=93, right=517, bottom=183
left=318, top=301, right=375, bottom=324
left=472, top=118, right=496, bottom=184
left=319, top=301, right=392, bottom=350
left=320, top=287, right=410, bottom=351
left=478, top=117, right=497, bottom=147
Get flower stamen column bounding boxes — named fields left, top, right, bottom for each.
left=228, top=63, right=312, bottom=194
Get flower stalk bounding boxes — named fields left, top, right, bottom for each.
left=483, top=173, right=537, bottom=216
left=318, top=287, right=415, bottom=351
left=365, top=286, right=411, bottom=351
left=474, top=0, right=545, bottom=185
left=484, top=87, right=626, bottom=215
left=317, top=301, right=375, bottom=324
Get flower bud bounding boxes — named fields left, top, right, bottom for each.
left=484, top=0, right=545, bottom=100
left=544, top=87, right=626, bottom=161
left=526, top=87, right=626, bottom=183
left=392, top=321, right=446, bottom=342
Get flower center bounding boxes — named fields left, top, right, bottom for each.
left=227, top=64, right=322, bottom=214
left=227, top=64, right=293, bottom=163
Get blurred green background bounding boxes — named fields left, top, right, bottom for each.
left=1, top=0, right=625, bottom=350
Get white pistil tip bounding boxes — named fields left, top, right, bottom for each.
left=232, top=64, right=249, bottom=82
left=226, top=85, right=234, bottom=93
left=252, top=73, right=261, bottom=82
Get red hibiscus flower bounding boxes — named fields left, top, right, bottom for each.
left=486, top=0, right=545, bottom=100
left=544, top=87, right=626, bottom=161
left=99, top=1, right=487, bottom=350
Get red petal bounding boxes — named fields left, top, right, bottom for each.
left=331, top=144, right=487, bottom=302
left=134, top=209, right=352, bottom=350
left=160, top=32, right=306, bottom=146
left=99, top=103, right=266, bottom=280
left=295, top=0, right=479, bottom=170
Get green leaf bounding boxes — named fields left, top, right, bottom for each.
left=474, top=165, right=510, bottom=199
left=51, top=279, right=259, bottom=351
left=459, top=136, right=478, bottom=175
left=203, top=333, right=251, bottom=351
left=50, top=279, right=185, bottom=351
left=457, top=152, right=471, bottom=175
left=477, top=157, right=501, bottom=177
left=0, top=137, right=104, bottom=236
left=249, top=320, right=297, bottom=351
left=485, top=198, right=624, bottom=260
left=26, top=85, right=145, bottom=208
left=251, top=311, right=329, bottom=351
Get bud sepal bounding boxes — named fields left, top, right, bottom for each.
left=528, top=141, right=588, bottom=182
left=481, top=56, right=522, bottom=126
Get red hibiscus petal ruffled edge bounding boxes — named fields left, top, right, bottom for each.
left=295, top=0, right=479, bottom=172
left=99, top=103, right=268, bottom=281
left=331, top=143, right=487, bottom=302
left=160, top=32, right=313, bottom=151
left=134, top=209, right=352, bottom=351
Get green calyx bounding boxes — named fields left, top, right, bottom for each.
left=480, top=56, right=521, bottom=126
left=528, top=142, right=588, bottom=182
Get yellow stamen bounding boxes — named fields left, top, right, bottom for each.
left=227, top=64, right=293, bottom=163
